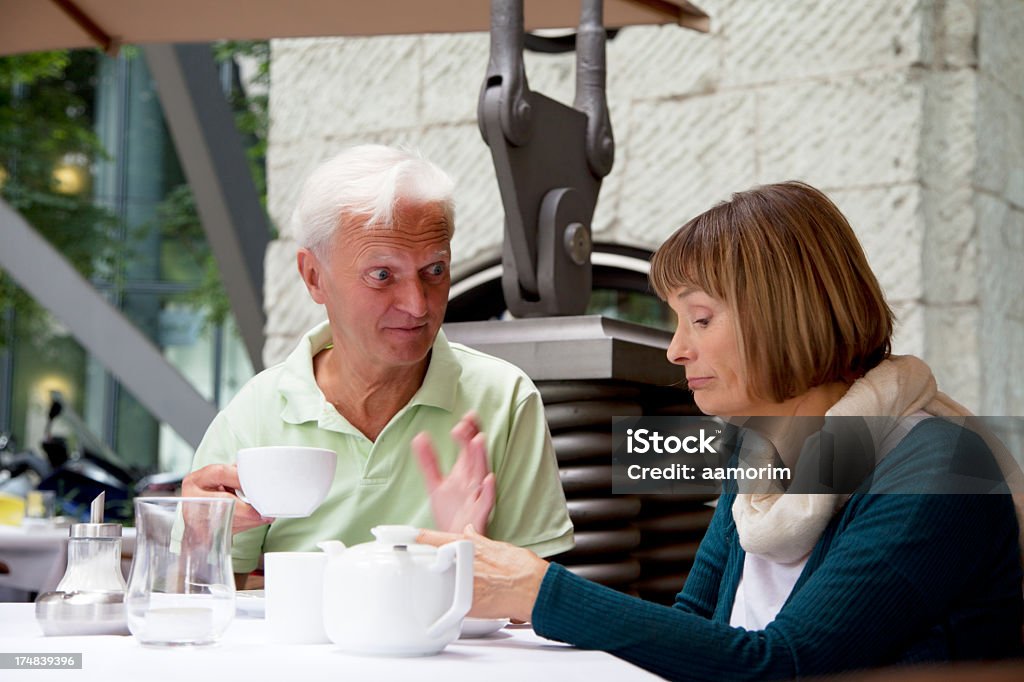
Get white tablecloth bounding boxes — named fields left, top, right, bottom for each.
left=0, top=603, right=657, bottom=681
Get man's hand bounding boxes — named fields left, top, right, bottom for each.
left=181, top=463, right=273, bottom=534
left=412, top=412, right=496, bottom=535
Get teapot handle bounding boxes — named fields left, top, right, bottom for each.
left=426, top=540, right=473, bottom=638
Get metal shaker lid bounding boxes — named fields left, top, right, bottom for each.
left=68, top=492, right=122, bottom=538
left=70, top=523, right=122, bottom=538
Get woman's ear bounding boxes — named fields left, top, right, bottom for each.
left=297, top=248, right=327, bottom=304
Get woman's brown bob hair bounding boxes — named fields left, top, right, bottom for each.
left=649, top=181, right=894, bottom=403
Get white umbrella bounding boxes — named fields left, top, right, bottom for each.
left=0, top=0, right=708, bottom=56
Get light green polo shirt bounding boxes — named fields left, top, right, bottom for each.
left=191, top=321, right=574, bottom=573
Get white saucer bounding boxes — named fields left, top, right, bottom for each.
left=236, top=589, right=266, bottom=618
left=459, top=617, right=509, bottom=638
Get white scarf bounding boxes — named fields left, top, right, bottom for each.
left=731, top=355, right=1023, bottom=563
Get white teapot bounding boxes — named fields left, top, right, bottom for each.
left=317, top=525, right=473, bottom=656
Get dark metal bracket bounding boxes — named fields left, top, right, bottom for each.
left=479, top=0, right=614, bottom=317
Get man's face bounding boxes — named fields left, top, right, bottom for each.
left=303, top=201, right=451, bottom=372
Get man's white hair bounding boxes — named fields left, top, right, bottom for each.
left=291, top=144, right=456, bottom=255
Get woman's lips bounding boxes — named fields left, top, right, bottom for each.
left=686, top=377, right=713, bottom=389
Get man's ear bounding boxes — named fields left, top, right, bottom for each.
left=297, top=248, right=327, bottom=305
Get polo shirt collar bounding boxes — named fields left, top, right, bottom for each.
left=409, top=328, right=461, bottom=411
left=278, top=321, right=461, bottom=426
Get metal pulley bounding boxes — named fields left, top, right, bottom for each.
left=479, top=0, right=614, bottom=317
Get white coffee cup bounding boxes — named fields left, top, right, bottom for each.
left=236, top=446, right=337, bottom=518
left=264, top=552, right=329, bottom=644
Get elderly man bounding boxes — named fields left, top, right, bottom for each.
left=184, top=145, right=573, bottom=585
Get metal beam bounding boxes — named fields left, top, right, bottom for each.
left=445, top=315, right=678, bottom=385
left=0, top=198, right=218, bottom=449
left=144, top=43, right=267, bottom=371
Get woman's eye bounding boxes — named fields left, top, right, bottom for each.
left=693, top=318, right=710, bottom=328
left=369, top=268, right=390, bottom=282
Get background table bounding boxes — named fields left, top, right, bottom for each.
left=0, top=525, right=72, bottom=594
left=0, top=603, right=657, bottom=681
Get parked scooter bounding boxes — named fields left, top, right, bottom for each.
left=34, top=393, right=148, bottom=522
left=0, top=432, right=52, bottom=499
left=2, top=393, right=184, bottom=523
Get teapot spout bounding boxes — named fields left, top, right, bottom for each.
left=316, top=540, right=347, bottom=557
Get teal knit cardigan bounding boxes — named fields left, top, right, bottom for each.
left=533, top=418, right=1023, bottom=680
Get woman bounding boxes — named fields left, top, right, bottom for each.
left=420, top=182, right=1023, bottom=680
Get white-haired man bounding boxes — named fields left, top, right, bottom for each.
left=183, top=145, right=573, bottom=586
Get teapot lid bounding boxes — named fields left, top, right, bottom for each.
left=371, top=525, right=419, bottom=546
left=341, top=525, right=437, bottom=562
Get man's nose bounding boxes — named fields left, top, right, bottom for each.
left=395, top=277, right=429, bottom=317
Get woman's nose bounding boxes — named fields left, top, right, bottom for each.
left=666, top=327, right=692, bottom=366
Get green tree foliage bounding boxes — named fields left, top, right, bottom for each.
left=0, top=44, right=270, bottom=338
left=151, top=184, right=232, bottom=326
left=214, top=40, right=269, bottom=200
left=149, top=41, right=271, bottom=327
left=0, top=50, right=120, bottom=347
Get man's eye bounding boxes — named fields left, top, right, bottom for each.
left=369, top=269, right=390, bottom=281
left=425, top=262, right=447, bottom=277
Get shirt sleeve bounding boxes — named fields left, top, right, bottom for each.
left=532, top=489, right=1019, bottom=681
left=190, top=407, right=269, bottom=575
left=485, top=390, right=574, bottom=558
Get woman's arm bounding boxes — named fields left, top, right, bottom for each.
left=670, top=494, right=733, bottom=618
left=533, top=491, right=1017, bottom=681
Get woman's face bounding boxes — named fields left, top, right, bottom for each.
left=666, top=287, right=768, bottom=417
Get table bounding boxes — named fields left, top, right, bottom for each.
left=0, top=603, right=657, bottom=681
left=0, top=526, right=72, bottom=594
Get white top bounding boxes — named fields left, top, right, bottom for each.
left=729, top=552, right=809, bottom=630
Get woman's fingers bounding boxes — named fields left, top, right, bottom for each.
left=457, top=525, right=548, bottom=622
left=417, top=528, right=463, bottom=546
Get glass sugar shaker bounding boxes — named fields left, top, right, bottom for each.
left=35, top=492, right=130, bottom=636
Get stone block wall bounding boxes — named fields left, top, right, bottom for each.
left=264, top=0, right=1023, bottom=416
